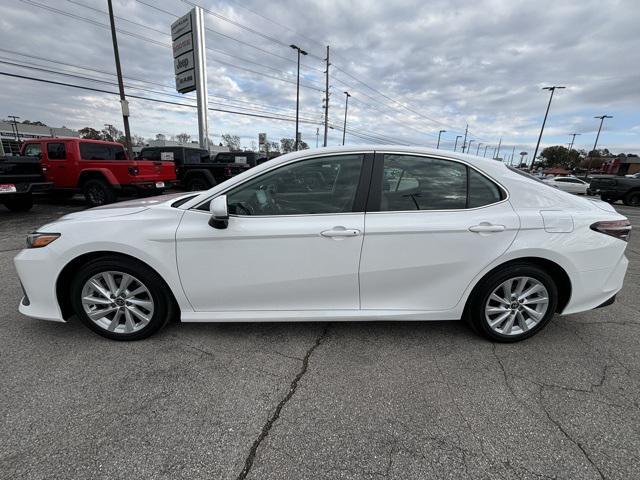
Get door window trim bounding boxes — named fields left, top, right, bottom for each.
left=192, top=151, right=375, bottom=216
left=366, top=151, right=509, bottom=213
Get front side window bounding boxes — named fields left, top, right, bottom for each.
left=379, top=154, right=504, bottom=211
left=381, top=155, right=467, bottom=210
left=140, top=149, right=161, bottom=161
left=47, top=142, right=66, bottom=160
left=80, top=142, right=127, bottom=160
left=226, top=154, right=364, bottom=215
left=24, top=143, right=41, bottom=157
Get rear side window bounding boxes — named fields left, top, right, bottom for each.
left=24, top=143, right=41, bottom=157
left=381, top=155, right=467, bottom=210
left=379, top=154, right=504, bottom=211
left=80, top=142, right=127, bottom=160
left=468, top=168, right=503, bottom=208
left=47, top=142, right=66, bottom=160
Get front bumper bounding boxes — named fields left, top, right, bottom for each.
left=14, top=247, right=65, bottom=322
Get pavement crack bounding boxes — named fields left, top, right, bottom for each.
left=537, top=388, right=605, bottom=480
left=235, top=323, right=330, bottom=480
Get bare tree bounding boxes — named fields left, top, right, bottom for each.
left=176, top=133, right=191, bottom=144
left=221, top=134, right=241, bottom=151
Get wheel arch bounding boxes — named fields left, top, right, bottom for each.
left=78, top=169, right=120, bottom=188
left=463, top=256, right=572, bottom=315
left=56, top=251, right=181, bottom=320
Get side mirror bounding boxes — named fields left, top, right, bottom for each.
left=208, top=195, right=229, bottom=229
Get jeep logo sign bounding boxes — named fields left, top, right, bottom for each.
left=174, top=51, right=194, bottom=75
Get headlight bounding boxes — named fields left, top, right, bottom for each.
left=26, top=233, right=60, bottom=248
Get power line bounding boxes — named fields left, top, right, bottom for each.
left=19, top=0, right=324, bottom=92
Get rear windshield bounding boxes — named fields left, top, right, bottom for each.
left=80, top=142, right=127, bottom=161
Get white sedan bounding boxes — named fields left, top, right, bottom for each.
left=14, top=146, right=630, bottom=342
left=543, top=176, right=589, bottom=194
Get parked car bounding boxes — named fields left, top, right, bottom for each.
left=0, top=154, right=52, bottom=212
left=542, top=176, right=589, bottom=195
left=138, top=146, right=252, bottom=191
left=15, top=146, right=629, bottom=342
left=20, top=138, right=177, bottom=207
left=624, top=172, right=640, bottom=179
left=589, top=174, right=640, bottom=205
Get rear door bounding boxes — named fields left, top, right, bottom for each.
left=44, top=141, right=75, bottom=187
left=359, top=152, right=519, bottom=311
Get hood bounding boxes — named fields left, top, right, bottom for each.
left=58, top=192, right=193, bottom=221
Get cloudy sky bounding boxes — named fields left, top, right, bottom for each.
left=1, top=0, right=639, bottom=158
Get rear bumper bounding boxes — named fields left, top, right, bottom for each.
left=562, top=254, right=628, bottom=315
left=129, top=180, right=176, bottom=190
left=0, top=181, right=52, bottom=197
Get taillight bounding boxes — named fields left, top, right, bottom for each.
left=41, top=165, right=48, bottom=173
left=590, top=219, right=632, bottom=242
left=128, top=166, right=139, bottom=176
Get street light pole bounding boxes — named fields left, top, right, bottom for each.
left=476, top=143, right=482, bottom=155
left=568, top=132, right=581, bottom=153
left=467, top=139, right=474, bottom=155
left=484, top=145, right=489, bottom=157
left=107, top=0, right=133, bottom=160
left=454, top=135, right=462, bottom=152
left=592, top=115, right=612, bottom=154
left=436, top=130, right=446, bottom=149
left=290, top=44, right=308, bottom=151
left=342, top=91, right=351, bottom=146
left=530, top=85, right=565, bottom=171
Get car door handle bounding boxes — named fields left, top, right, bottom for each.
left=469, top=223, right=505, bottom=233
left=320, top=227, right=361, bottom=238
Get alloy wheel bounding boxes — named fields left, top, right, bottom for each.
left=80, top=271, right=154, bottom=334
left=484, top=276, right=549, bottom=336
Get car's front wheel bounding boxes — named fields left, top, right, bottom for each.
left=70, top=256, right=174, bottom=340
left=467, top=263, right=558, bottom=342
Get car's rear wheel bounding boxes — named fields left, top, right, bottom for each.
left=70, top=257, right=173, bottom=340
left=83, top=179, right=116, bottom=207
left=623, top=191, right=640, bottom=207
left=466, top=263, right=558, bottom=342
left=2, top=195, right=34, bottom=212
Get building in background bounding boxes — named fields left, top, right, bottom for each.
left=0, top=121, right=79, bottom=155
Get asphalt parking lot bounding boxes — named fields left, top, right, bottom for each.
left=1, top=198, right=639, bottom=480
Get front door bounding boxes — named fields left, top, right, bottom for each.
left=359, top=153, right=519, bottom=311
left=176, top=152, right=372, bottom=312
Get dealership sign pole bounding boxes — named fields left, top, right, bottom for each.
left=172, top=8, right=209, bottom=150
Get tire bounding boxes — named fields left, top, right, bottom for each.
left=82, top=178, right=117, bottom=207
left=3, top=195, right=34, bottom=212
left=466, top=263, right=558, bottom=342
left=623, top=191, right=640, bottom=207
left=70, top=256, right=174, bottom=341
left=185, top=175, right=214, bottom=191
left=50, top=190, right=75, bottom=201
left=600, top=194, right=615, bottom=203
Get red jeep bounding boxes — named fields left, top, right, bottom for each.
left=20, top=138, right=177, bottom=207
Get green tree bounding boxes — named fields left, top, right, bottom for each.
left=78, top=127, right=102, bottom=140
left=540, top=145, right=582, bottom=169
left=280, top=138, right=295, bottom=153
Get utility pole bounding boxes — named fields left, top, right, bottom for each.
left=467, top=139, right=474, bottom=155
left=568, top=132, right=581, bottom=153
left=476, top=143, right=482, bottom=155
left=8, top=115, right=20, bottom=141
left=290, top=44, right=308, bottom=151
left=436, top=129, right=446, bottom=149
left=461, top=123, right=468, bottom=153
left=342, top=91, right=351, bottom=146
left=323, top=46, right=330, bottom=147
left=107, top=0, right=133, bottom=160
left=495, top=137, right=502, bottom=159
left=454, top=135, right=462, bottom=152
left=531, top=85, right=565, bottom=171
left=484, top=145, right=489, bottom=157
left=315, top=127, right=319, bottom=148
